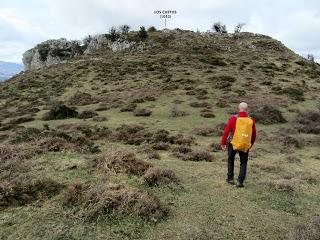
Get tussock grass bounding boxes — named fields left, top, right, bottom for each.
left=143, top=167, right=179, bottom=187
left=95, top=147, right=152, bottom=175
left=0, top=177, right=63, bottom=208
left=62, top=183, right=165, bottom=222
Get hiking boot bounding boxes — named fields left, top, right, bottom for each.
left=226, top=179, right=235, bottom=185
left=236, top=182, right=244, bottom=188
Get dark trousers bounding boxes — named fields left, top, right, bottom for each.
left=227, top=143, right=249, bottom=183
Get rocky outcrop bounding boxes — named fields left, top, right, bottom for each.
left=83, top=34, right=138, bottom=54
left=23, top=35, right=144, bottom=71
left=22, top=38, right=84, bottom=70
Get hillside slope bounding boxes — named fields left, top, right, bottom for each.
left=0, top=29, right=320, bottom=240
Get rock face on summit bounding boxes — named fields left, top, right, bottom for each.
left=84, top=35, right=140, bottom=54
left=22, top=39, right=83, bottom=70
left=22, top=35, right=143, bottom=71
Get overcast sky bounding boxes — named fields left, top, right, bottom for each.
left=0, top=0, right=319, bottom=63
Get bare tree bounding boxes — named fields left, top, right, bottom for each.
left=119, top=24, right=130, bottom=34
left=234, top=23, right=246, bottom=33
left=212, top=22, right=227, bottom=33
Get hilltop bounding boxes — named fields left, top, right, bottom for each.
left=0, top=29, right=320, bottom=240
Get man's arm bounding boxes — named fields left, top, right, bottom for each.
left=251, top=120, right=256, bottom=145
left=221, top=116, right=236, bottom=147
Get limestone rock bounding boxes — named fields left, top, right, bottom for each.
left=22, top=38, right=83, bottom=70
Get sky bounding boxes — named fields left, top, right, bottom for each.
left=0, top=0, right=320, bottom=63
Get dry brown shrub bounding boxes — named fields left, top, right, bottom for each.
left=182, top=149, right=214, bottom=162
left=133, top=108, right=152, bottom=116
left=189, top=101, right=212, bottom=108
left=96, top=103, right=110, bottom=111
left=281, top=135, right=304, bottom=149
left=37, top=137, right=73, bottom=152
left=270, top=179, right=294, bottom=192
left=77, top=110, right=98, bottom=119
left=151, top=142, right=170, bottom=150
left=171, top=134, right=194, bottom=146
left=172, top=145, right=193, bottom=154
left=148, top=152, right=161, bottom=160
left=196, top=95, right=209, bottom=100
left=288, top=217, right=320, bottom=240
left=285, top=155, right=302, bottom=163
left=186, top=90, right=196, bottom=95
left=98, top=148, right=152, bottom=175
left=216, top=98, right=230, bottom=108
left=251, top=163, right=280, bottom=173
left=295, top=111, right=320, bottom=134
left=200, top=112, right=215, bottom=118
left=68, top=91, right=97, bottom=106
left=56, top=123, right=90, bottom=131
left=173, top=147, right=214, bottom=162
left=0, top=177, right=63, bottom=208
left=8, top=115, right=35, bottom=125
left=0, top=143, right=36, bottom=180
left=209, top=142, right=221, bottom=152
left=170, top=105, right=188, bottom=117
left=120, top=103, right=137, bottom=112
left=61, top=182, right=90, bottom=206
left=42, top=104, right=78, bottom=120
left=112, top=124, right=149, bottom=145
left=92, top=116, right=107, bottom=122
left=151, top=129, right=171, bottom=143
left=172, top=99, right=184, bottom=104
left=194, top=127, right=214, bottom=136
left=143, top=168, right=179, bottom=187
left=251, top=105, right=287, bottom=124
left=62, top=183, right=164, bottom=221
left=127, top=88, right=158, bottom=104
left=257, top=130, right=270, bottom=141
left=296, top=171, right=317, bottom=184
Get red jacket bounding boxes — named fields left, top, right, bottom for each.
left=221, top=112, right=256, bottom=145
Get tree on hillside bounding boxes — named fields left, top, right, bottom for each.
left=147, top=26, right=157, bottom=32
left=234, top=23, right=245, bottom=33
left=108, top=26, right=119, bottom=41
left=212, top=22, right=227, bottom=33
left=120, top=24, right=130, bottom=34
left=137, top=26, right=148, bottom=40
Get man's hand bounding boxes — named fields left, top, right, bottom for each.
left=221, top=144, right=227, bottom=151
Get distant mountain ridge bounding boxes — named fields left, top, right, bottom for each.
left=0, top=61, right=23, bottom=81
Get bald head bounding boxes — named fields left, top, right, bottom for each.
left=238, top=102, right=248, bottom=112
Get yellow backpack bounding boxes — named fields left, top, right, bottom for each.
left=230, top=115, right=253, bottom=152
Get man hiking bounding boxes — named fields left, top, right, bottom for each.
left=221, top=102, right=256, bottom=187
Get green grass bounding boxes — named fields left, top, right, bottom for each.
left=3, top=95, right=320, bottom=239
left=1, top=30, right=320, bottom=239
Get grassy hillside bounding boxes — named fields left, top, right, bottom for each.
left=0, top=30, right=320, bottom=240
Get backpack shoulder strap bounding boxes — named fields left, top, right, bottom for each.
left=227, top=114, right=238, bottom=142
